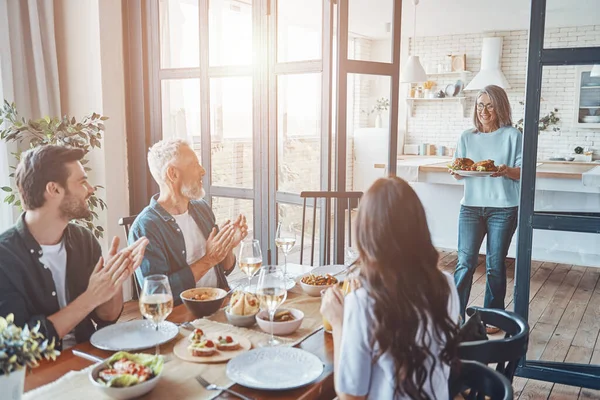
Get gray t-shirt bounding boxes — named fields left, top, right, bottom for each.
left=337, top=272, right=459, bottom=399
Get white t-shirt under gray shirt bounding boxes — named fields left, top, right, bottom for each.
left=172, top=210, right=218, bottom=288
left=39, top=241, right=76, bottom=349
left=337, top=271, right=460, bottom=399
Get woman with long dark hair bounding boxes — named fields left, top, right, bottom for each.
left=321, top=177, right=460, bottom=400
left=450, top=85, right=521, bottom=333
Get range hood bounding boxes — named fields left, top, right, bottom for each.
left=465, top=37, right=511, bottom=91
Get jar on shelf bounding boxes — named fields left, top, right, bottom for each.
left=416, top=87, right=423, bottom=98
left=444, top=55, right=452, bottom=72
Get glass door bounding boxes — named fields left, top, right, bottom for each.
left=268, top=0, right=331, bottom=266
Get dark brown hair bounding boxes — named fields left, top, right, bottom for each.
left=355, top=177, right=459, bottom=399
left=15, top=145, right=85, bottom=210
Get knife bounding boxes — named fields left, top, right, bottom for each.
left=72, top=350, right=104, bottom=363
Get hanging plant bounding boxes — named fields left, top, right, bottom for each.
left=0, top=100, right=108, bottom=239
left=514, top=101, right=561, bottom=134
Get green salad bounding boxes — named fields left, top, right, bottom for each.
left=96, top=351, right=164, bottom=388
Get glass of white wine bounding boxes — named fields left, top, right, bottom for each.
left=275, top=221, right=296, bottom=279
left=256, top=266, right=288, bottom=347
left=139, top=274, right=173, bottom=355
left=238, top=239, right=263, bottom=284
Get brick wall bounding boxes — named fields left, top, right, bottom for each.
left=406, top=26, right=600, bottom=160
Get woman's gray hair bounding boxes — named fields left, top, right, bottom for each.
left=147, top=138, right=190, bottom=186
left=472, top=85, right=513, bottom=133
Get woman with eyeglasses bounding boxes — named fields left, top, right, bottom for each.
left=450, top=85, right=522, bottom=333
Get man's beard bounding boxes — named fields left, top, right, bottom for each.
left=181, top=181, right=205, bottom=200
left=59, top=190, right=91, bottom=220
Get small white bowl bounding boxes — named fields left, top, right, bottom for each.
left=225, top=306, right=258, bottom=327
left=299, top=279, right=338, bottom=297
left=255, top=308, right=304, bottom=336
left=89, top=359, right=162, bottom=400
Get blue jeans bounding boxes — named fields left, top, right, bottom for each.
left=454, top=205, right=518, bottom=321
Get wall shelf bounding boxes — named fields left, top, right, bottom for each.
left=406, top=96, right=467, bottom=117
left=425, top=71, right=472, bottom=77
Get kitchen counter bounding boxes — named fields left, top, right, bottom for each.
left=353, top=155, right=600, bottom=266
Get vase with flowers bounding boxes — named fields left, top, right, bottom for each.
left=361, top=97, right=390, bottom=128
left=0, top=314, right=60, bottom=400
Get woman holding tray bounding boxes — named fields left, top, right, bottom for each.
left=450, top=85, right=522, bottom=333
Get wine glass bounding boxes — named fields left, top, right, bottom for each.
left=139, top=274, right=173, bottom=355
left=345, top=246, right=359, bottom=267
left=256, top=266, right=288, bottom=347
left=238, top=239, right=263, bottom=284
left=275, top=221, right=296, bottom=279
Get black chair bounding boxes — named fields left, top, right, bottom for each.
left=118, top=215, right=138, bottom=238
left=458, top=306, right=529, bottom=382
left=118, top=215, right=140, bottom=299
left=299, top=191, right=362, bottom=266
left=449, top=360, right=514, bottom=400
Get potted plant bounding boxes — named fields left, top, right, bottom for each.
left=361, top=97, right=390, bottom=128
left=0, top=101, right=108, bottom=238
left=0, top=314, right=60, bottom=400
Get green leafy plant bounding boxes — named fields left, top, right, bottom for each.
left=361, top=97, right=390, bottom=116
left=0, top=100, right=108, bottom=238
left=0, top=313, right=60, bottom=376
left=514, top=101, right=560, bottom=134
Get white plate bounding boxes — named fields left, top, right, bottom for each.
left=454, top=170, right=494, bottom=177
left=90, top=320, right=179, bottom=351
left=231, top=275, right=296, bottom=292
left=226, top=347, right=324, bottom=390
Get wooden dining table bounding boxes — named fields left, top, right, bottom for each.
left=24, top=297, right=336, bottom=399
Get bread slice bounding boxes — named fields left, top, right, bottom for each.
left=188, top=339, right=216, bottom=357
left=216, top=335, right=241, bottom=351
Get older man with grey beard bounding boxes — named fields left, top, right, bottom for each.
left=129, top=139, right=248, bottom=303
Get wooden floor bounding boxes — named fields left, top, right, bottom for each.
left=121, top=252, right=600, bottom=400
left=436, top=250, right=600, bottom=400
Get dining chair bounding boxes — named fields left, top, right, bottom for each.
left=299, top=191, right=363, bottom=266
left=449, top=359, right=514, bottom=400
left=458, top=306, right=529, bottom=382
left=118, top=215, right=140, bottom=299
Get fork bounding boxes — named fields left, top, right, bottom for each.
left=195, top=375, right=254, bottom=400
left=178, top=321, right=195, bottom=330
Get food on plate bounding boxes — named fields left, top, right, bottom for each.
left=96, top=352, right=164, bottom=388
left=229, top=291, right=259, bottom=316
left=216, top=335, right=241, bottom=351
left=472, top=159, right=498, bottom=172
left=260, top=309, right=296, bottom=323
left=185, top=290, right=218, bottom=301
left=448, top=157, right=475, bottom=171
left=188, top=328, right=205, bottom=344
left=301, top=273, right=338, bottom=286
left=448, top=158, right=498, bottom=172
left=187, top=339, right=217, bottom=357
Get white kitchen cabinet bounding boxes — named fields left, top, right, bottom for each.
left=574, top=66, right=600, bottom=129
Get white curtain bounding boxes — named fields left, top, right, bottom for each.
left=0, top=0, right=61, bottom=231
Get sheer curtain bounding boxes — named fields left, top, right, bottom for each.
left=0, top=0, right=61, bottom=231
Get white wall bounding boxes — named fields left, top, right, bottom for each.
left=404, top=26, right=600, bottom=160
left=54, top=0, right=130, bottom=259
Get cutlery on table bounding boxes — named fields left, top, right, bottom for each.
left=72, top=350, right=104, bottom=363
left=196, top=375, right=254, bottom=400
left=178, top=321, right=195, bottom=331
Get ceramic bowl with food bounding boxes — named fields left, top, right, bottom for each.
left=89, top=352, right=163, bottom=400
left=256, top=308, right=304, bottom=336
left=180, top=287, right=227, bottom=318
left=225, top=306, right=257, bottom=327
left=299, top=273, right=340, bottom=297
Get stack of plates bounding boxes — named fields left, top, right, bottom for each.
left=582, top=116, right=600, bottom=123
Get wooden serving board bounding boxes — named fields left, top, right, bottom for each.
left=173, top=333, right=252, bottom=363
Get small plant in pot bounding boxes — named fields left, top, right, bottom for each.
left=0, top=314, right=60, bottom=400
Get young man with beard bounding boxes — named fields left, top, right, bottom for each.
left=130, top=139, right=248, bottom=303
left=0, top=146, right=149, bottom=349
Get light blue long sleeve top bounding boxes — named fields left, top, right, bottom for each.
left=453, top=126, right=523, bottom=207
